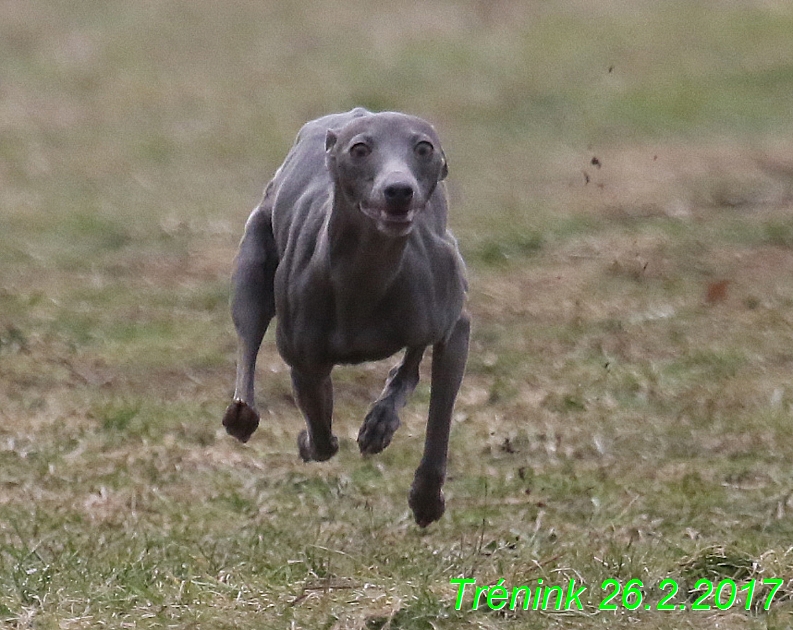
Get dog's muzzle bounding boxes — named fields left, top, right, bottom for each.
left=359, top=180, right=421, bottom=234
left=358, top=201, right=418, bottom=229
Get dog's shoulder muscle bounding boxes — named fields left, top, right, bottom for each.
left=270, top=109, right=371, bottom=253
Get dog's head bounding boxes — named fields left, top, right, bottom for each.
left=325, top=112, right=448, bottom=237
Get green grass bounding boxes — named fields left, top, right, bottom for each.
left=3, top=0, right=793, bottom=628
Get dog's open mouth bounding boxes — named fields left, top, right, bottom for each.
left=358, top=203, right=417, bottom=226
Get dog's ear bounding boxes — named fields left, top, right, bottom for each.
left=325, top=130, right=339, bottom=172
left=325, top=130, right=338, bottom=153
left=439, top=150, right=448, bottom=181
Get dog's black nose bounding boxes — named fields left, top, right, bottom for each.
left=384, top=183, right=414, bottom=204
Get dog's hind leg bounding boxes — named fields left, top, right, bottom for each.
left=357, top=346, right=425, bottom=455
left=222, top=205, right=278, bottom=443
left=409, top=311, right=470, bottom=527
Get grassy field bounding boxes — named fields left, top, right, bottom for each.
left=2, top=0, right=793, bottom=628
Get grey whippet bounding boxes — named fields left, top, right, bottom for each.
left=222, top=108, right=469, bottom=527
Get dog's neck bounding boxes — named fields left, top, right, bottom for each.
left=326, top=185, right=410, bottom=310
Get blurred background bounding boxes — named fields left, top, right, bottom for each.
left=5, top=0, right=792, bottom=270
left=2, top=1, right=793, bottom=628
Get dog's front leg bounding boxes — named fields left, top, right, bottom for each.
left=292, top=367, right=339, bottom=462
left=358, top=347, right=425, bottom=455
left=409, top=311, right=470, bottom=527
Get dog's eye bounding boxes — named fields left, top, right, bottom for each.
left=350, top=143, right=371, bottom=159
left=414, top=141, right=434, bottom=158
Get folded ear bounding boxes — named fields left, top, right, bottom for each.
left=325, top=130, right=339, bottom=171
left=439, top=150, right=448, bottom=181
left=325, top=129, right=338, bottom=152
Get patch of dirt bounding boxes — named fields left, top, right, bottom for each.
left=552, top=140, right=793, bottom=220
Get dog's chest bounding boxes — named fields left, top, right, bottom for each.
left=326, top=288, right=435, bottom=363
left=276, top=233, right=464, bottom=367
left=326, top=326, right=404, bottom=364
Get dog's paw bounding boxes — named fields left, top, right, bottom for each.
left=357, top=404, right=400, bottom=455
left=297, top=430, right=339, bottom=462
left=408, top=471, right=446, bottom=527
left=222, top=400, right=260, bottom=443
